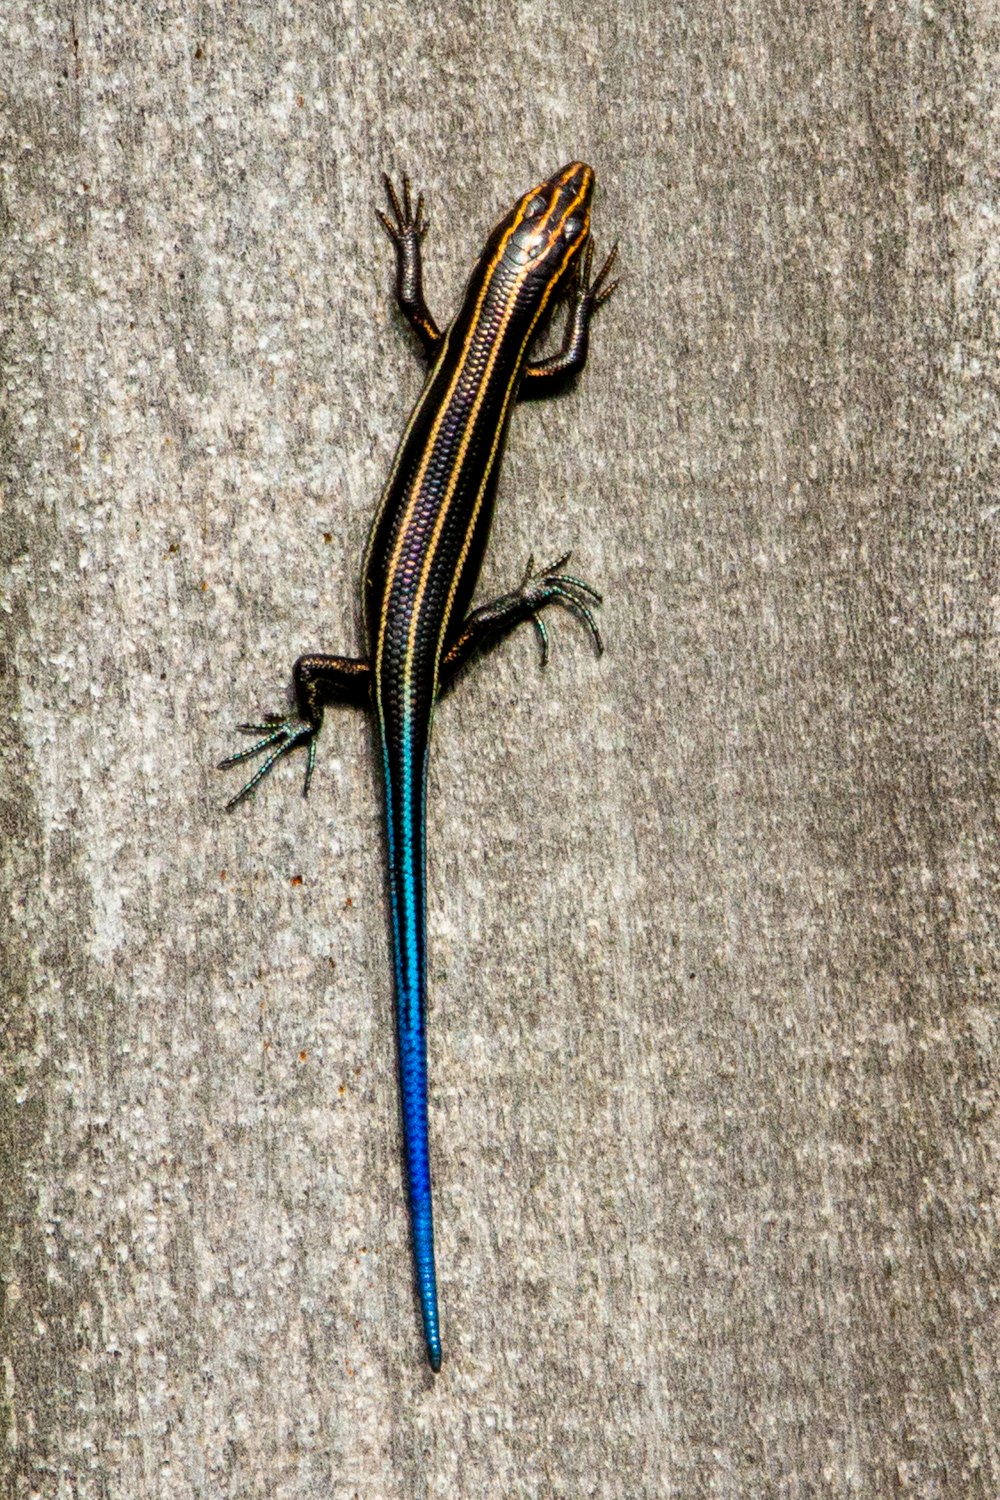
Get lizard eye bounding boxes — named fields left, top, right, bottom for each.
left=562, top=215, right=583, bottom=241
left=524, top=194, right=547, bottom=219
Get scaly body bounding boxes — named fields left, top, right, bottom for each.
left=221, top=162, right=617, bottom=1371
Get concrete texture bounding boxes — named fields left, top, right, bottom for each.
left=2, top=2, right=999, bottom=1496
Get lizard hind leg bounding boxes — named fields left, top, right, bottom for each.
left=219, top=653, right=371, bottom=809
left=440, top=552, right=603, bottom=687
left=219, top=712, right=320, bottom=810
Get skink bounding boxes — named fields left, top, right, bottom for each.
left=221, top=162, right=617, bottom=1371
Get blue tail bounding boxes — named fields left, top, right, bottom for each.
left=382, top=726, right=442, bottom=1371
left=397, top=1007, right=441, bottom=1370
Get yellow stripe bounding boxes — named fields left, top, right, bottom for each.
left=374, top=195, right=537, bottom=693
left=361, top=323, right=454, bottom=649
left=408, top=184, right=589, bottom=686
left=374, top=169, right=588, bottom=730
left=373, top=175, right=572, bottom=693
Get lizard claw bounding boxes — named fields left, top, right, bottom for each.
left=518, top=551, right=604, bottom=662
left=219, top=713, right=319, bottom=809
left=377, top=174, right=428, bottom=245
left=573, top=240, right=619, bottom=310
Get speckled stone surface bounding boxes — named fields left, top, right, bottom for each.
left=2, top=3, right=999, bottom=1497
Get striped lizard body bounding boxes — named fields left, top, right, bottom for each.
left=221, top=162, right=617, bottom=1371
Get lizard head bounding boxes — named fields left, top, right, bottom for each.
left=497, top=161, right=594, bottom=293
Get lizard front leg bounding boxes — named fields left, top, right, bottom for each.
left=520, top=240, right=618, bottom=398
left=376, top=175, right=442, bottom=358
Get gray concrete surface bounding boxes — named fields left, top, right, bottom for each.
left=2, top=2, right=999, bottom=1496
